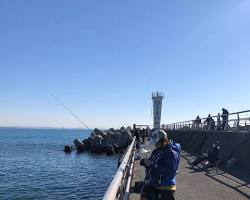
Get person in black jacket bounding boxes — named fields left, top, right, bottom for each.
left=222, top=108, right=229, bottom=130
left=205, top=114, right=213, bottom=130
left=194, top=115, right=201, bottom=130
left=192, top=141, right=220, bottom=167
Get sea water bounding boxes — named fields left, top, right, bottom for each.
left=0, top=128, right=117, bottom=200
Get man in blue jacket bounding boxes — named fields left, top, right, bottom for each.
left=140, top=129, right=181, bottom=200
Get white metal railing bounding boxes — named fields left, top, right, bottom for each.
left=122, top=150, right=135, bottom=200
left=102, top=137, right=136, bottom=200
left=163, top=110, right=250, bottom=132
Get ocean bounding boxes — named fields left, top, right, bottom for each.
left=0, top=128, right=117, bottom=200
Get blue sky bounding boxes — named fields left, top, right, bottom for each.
left=0, top=0, right=250, bottom=128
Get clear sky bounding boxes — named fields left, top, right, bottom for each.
left=0, top=0, right=250, bottom=128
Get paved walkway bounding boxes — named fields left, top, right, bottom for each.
left=130, top=149, right=250, bottom=200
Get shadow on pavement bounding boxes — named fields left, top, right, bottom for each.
left=181, top=151, right=250, bottom=199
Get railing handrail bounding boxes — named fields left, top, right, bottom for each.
left=166, top=109, right=250, bottom=126
left=102, top=137, right=136, bottom=200
left=163, top=109, right=250, bottom=132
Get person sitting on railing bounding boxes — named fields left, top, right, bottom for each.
left=191, top=141, right=220, bottom=167
left=140, top=130, right=181, bottom=200
left=222, top=108, right=229, bottom=130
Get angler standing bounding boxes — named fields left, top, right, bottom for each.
left=140, top=129, right=181, bottom=200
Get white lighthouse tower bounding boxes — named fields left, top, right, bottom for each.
left=152, top=92, right=164, bottom=129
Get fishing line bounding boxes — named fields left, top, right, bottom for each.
left=51, top=94, right=93, bottom=133
left=52, top=94, right=147, bottom=180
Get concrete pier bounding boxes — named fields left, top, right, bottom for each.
left=129, top=150, right=250, bottom=200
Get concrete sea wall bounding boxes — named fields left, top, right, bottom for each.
left=168, top=130, right=250, bottom=170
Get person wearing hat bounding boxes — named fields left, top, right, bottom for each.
left=140, top=129, right=181, bottom=200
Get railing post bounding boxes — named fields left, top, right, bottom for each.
left=248, top=119, right=250, bottom=132
left=225, top=115, right=229, bottom=131
left=236, top=113, right=240, bottom=132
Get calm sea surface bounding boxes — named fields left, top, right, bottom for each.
left=0, top=128, right=117, bottom=200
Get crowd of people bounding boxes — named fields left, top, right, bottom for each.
left=194, top=108, right=229, bottom=131
left=133, top=124, right=150, bottom=147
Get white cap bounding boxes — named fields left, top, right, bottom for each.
left=151, top=129, right=168, bottom=144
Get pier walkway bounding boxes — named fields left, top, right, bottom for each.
left=130, top=150, right=250, bottom=200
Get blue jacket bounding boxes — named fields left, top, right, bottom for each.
left=145, top=142, right=181, bottom=187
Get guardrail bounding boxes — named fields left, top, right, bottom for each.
left=163, top=110, right=250, bottom=132
left=102, top=137, right=136, bottom=200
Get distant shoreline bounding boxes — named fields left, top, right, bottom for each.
left=0, top=126, right=86, bottom=130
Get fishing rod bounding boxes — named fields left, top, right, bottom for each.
left=52, top=94, right=146, bottom=177
left=51, top=94, right=93, bottom=133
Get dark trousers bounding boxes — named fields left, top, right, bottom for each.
left=192, top=156, right=217, bottom=167
left=141, top=184, right=175, bottom=200
left=154, top=189, right=175, bottom=200
left=192, top=156, right=207, bottom=165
